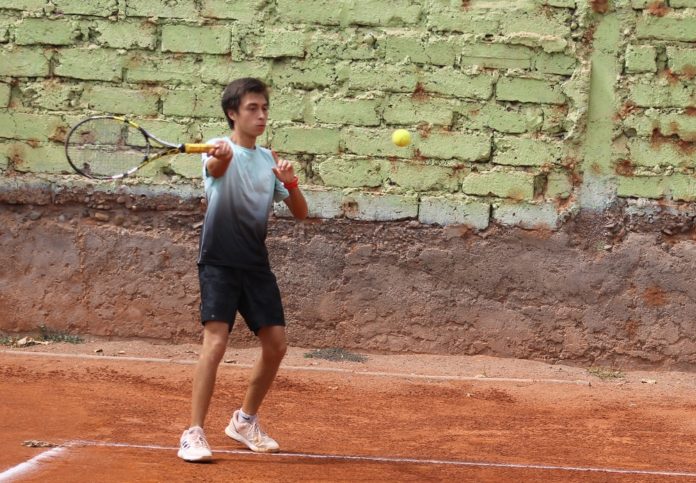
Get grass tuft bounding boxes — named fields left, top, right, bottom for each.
left=587, top=367, right=624, bottom=380
left=38, top=324, right=84, bottom=344
left=304, top=348, right=368, bottom=363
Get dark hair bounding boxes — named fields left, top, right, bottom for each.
left=220, top=78, right=269, bottom=130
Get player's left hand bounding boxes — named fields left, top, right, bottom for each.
left=271, top=150, right=296, bottom=184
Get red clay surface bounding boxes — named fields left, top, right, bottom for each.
left=1, top=343, right=695, bottom=482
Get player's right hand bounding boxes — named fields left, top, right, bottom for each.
left=210, top=141, right=232, bottom=164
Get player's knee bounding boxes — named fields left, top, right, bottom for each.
left=202, top=337, right=227, bottom=362
left=263, top=339, right=287, bottom=362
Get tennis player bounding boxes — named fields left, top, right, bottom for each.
left=178, top=77, right=308, bottom=462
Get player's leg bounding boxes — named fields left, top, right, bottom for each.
left=191, top=321, right=231, bottom=428
left=242, top=325, right=287, bottom=415
left=178, top=321, right=229, bottom=462
left=225, top=269, right=286, bottom=452
left=179, top=264, right=240, bottom=462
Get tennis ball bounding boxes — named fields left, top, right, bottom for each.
left=392, top=129, right=411, bottom=147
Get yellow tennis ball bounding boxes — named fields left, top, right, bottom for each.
left=392, top=129, right=411, bottom=147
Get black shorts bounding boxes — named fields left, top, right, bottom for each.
left=198, top=264, right=285, bottom=335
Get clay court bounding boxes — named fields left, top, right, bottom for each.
left=1, top=341, right=695, bottom=482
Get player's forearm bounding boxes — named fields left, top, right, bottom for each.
left=206, top=156, right=232, bottom=178
left=286, top=188, right=308, bottom=220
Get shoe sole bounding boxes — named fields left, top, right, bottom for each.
left=224, top=425, right=279, bottom=453
left=177, top=448, right=213, bottom=462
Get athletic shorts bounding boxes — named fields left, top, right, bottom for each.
left=198, top=263, right=285, bottom=335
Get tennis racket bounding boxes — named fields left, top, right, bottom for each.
left=64, top=115, right=213, bottom=180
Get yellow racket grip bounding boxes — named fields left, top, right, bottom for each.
left=182, top=143, right=215, bottom=154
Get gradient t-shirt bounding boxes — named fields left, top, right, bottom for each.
left=197, top=138, right=289, bottom=270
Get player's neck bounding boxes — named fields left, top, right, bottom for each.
left=231, top=131, right=257, bottom=149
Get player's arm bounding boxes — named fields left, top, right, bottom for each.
left=272, top=151, right=308, bottom=220
left=205, top=141, right=233, bottom=178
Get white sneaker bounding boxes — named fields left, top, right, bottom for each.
left=178, top=426, right=213, bottom=462
left=225, top=410, right=280, bottom=453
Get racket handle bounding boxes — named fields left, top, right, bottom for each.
left=181, top=143, right=214, bottom=154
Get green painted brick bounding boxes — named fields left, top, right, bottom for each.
left=55, top=48, right=125, bottom=81
left=198, top=58, right=269, bottom=85
left=667, top=47, right=696, bottom=76
left=201, top=0, right=266, bottom=21
left=341, top=63, right=418, bottom=92
left=459, top=102, right=543, bottom=134
left=252, top=30, right=305, bottom=58
left=21, top=81, right=83, bottom=110
left=636, top=12, right=696, bottom=42
left=628, top=139, right=695, bottom=168
left=493, top=137, right=562, bottom=166
left=15, top=18, right=78, bottom=46
left=163, top=88, right=220, bottom=118
left=418, top=132, right=491, bottom=161
left=625, top=45, right=657, bottom=73
left=383, top=95, right=455, bottom=126
left=82, top=86, right=160, bottom=116
left=272, top=62, right=335, bottom=89
left=421, top=69, right=494, bottom=100
left=629, top=82, right=694, bottom=108
left=126, top=53, right=200, bottom=84
left=0, top=150, right=7, bottom=171
left=534, top=53, right=578, bottom=75
left=53, top=0, right=118, bottom=16
left=315, top=157, right=387, bottom=187
left=199, top=121, right=231, bottom=142
left=542, top=105, right=570, bottom=134
left=272, top=127, right=340, bottom=154
left=3, top=142, right=70, bottom=174
left=671, top=0, right=696, bottom=6
left=497, top=77, right=566, bottom=105
left=94, top=21, right=157, bottom=50
left=418, top=195, right=490, bottom=229
left=384, top=36, right=458, bottom=66
left=617, top=176, right=665, bottom=199
left=669, top=174, right=696, bottom=201
left=388, top=162, right=460, bottom=192
left=308, top=31, right=380, bottom=61
left=270, top=90, right=306, bottom=122
left=500, top=10, right=570, bottom=39
left=428, top=7, right=501, bottom=35
left=168, top=154, right=203, bottom=179
left=543, top=0, right=575, bottom=7
left=162, top=25, right=230, bottom=55
left=0, top=0, right=45, bottom=11
left=493, top=201, right=562, bottom=229
left=314, top=97, right=381, bottom=126
left=342, top=192, right=418, bottom=221
left=546, top=171, right=572, bottom=199
left=460, top=43, right=534, bottom=70
left=623, top=111, right=696, bottom=142
left=630, top=0, right=655, bottom=7
left=462, top=171, right=536, bottom=200
left=125, top=0, right=199, bottom=18
left=276, top=0, right=343, bottom=25
left=342, top=127, right=412, bottom=158
left=0, top=111, right=67, bottom=141
left=343, top=0, right=421, bottom=26
left=0, top=83, right=10, bottom=107
left=137, top=119, right=194, bottom=145
left=0, top=47, right=50, bottom=77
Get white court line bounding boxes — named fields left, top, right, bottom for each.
left=0, top=350, right=590, bottom=385
left=0, top=447, right=67, bottom=482
left=68, top=440, right=696, bottom=478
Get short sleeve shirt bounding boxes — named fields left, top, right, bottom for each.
left=197, top=138, right=289, bottom=270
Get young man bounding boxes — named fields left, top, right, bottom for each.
left=178, top=78, right=308, bottom=462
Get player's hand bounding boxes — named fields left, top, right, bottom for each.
left=209, top=141, right=232, bottom=164
left=271, top=150, right=295, bottom=183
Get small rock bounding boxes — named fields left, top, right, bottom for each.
left=94, top=348, right=104, bottom=353
left=93, top=212, right=110, bottom=222
left=117, top=350, right=125, bottom=355
left=641, top=379, right=657, bottom=385
left=28, top=211, right=42, bottom=221
left=223, top=359, right=236, bottom=364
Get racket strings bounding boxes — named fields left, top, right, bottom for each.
left=66, top=118, right=150, bottom=178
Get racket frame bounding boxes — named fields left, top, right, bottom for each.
left=65, top=115, right=211, bottom=180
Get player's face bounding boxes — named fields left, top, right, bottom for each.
left=228, top=92, right=268, bottom=139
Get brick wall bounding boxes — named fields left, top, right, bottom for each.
left=0, top=0, right=695, bottom=229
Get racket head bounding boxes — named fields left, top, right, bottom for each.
left=64, top=116, right=151, bottom=179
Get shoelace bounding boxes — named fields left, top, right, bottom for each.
left=246, top=420, right=269, bottom=443
left=189, top=430, right=210, bottom=449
